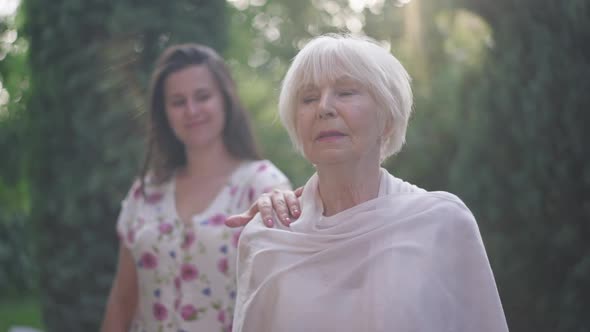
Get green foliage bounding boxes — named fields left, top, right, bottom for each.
left=20, top=0, right=228, bottom=330
left=390, top=8, right=492, bottom=190
left=0, top=5, right=35, bottom=308
left=0, top=295, right=44, bottom=332
left=226, top=0, right=473, bottom=188
left=5, top=0, right=587, bottom=329
left=231, top=65, right=314, bottom=187
left=450, top=0, right=590, bottom=330
left=0, top=212, right=37, bottom=296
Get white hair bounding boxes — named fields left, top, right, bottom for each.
left=278, top=34, right=413, bottom=162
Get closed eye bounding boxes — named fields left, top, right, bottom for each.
left=301, top=96, right=319, bottom=104
left=338, top=90, right=357, bottom=97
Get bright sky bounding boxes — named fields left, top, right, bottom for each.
left=0, top=0, right=20, bottom=17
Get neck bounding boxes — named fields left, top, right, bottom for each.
left=180, top=140, right=241, bottom=179
left=316, top=159, right=381, bottom=217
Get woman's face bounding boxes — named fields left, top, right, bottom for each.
left=295, top=77, right=384, bottom=167
left=164, top=65, right=226, bottom=151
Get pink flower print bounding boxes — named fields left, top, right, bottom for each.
left=133, top=183, right=143, bottom=199
left=232, top=230, right=242, bottom=248
left=180, top=231, right=195, bottom=250
left=174, top=276, right=181, bottom=290
left=218, top=309, right=226, bottom=323
left=174, top=298, right=181, bottom=310
left=131, top=182, right=163, bottom=204
left=140, top=252, right=157, bottom=269
left=257, top=163, right=268, bottom=172
left=153, top=302, right=168, bottom=321
left=210, top=214, right=227, bottom=226
left=181, top=263, right=199, bottom=281
left=145, top=191, right=163, bottom=204
left=218, top=257, right=229, bottom=275
left=126, top=228, right=135, bottom=244
left=230, top=185, right=239, bottom=196
left=181, top=304, right=198, bottom=321
left=158, top=222, right=173, bottom=234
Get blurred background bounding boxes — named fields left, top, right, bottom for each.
left=0, top=0, right=588, bottom=331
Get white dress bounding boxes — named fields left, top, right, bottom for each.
left=116, top=160, right=290, bottom=332
left=233, top=168, right=509, bottom=332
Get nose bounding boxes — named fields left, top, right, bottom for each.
left=187, top=99, right=199, bottom=115
left=318, top=92, right=336, bottom=119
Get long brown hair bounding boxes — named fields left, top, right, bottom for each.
left=140, top=43, right=261, bottom=186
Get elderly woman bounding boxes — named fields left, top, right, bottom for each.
left=231, top=35, right=508, bottom=332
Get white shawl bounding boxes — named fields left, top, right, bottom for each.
left=233, top=169, right=508, bottom=332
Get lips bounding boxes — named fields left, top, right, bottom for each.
left=186, top=119, right=207, bottom=128
left=315, top=130, right=347, bottom=140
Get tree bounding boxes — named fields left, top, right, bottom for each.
left=451, top=1, right=590, bottom=330
left=225, top=0, right=468, bottom=188
left=21, top=0, right=228, bottom=329
left=0, top=5, right=34, bottom=297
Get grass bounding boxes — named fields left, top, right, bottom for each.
left=0, top=295, right=44, bottom=332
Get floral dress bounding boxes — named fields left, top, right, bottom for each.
left=116, top=160, right=291, bottom=332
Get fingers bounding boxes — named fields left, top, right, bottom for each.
left=225, top=203, right=258, bottom=228
left=224, top=186, right=306, bottom=229
left=270, top=186, right=304, bottom=227
left=257, top=193, right=275, bottom=227
left=271, top=190, right=292, bottom=227
left=282, top=191, right=300, bottom=224
left=294, top=186, right=304, bottom=197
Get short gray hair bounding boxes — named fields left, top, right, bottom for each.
left=278, top=34, right=413, bottom=162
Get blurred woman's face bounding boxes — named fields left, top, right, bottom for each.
left=295, top=77, right=383, bottom=167
left=164, top=65, right=226, bottom=151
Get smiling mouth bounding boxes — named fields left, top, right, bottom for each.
left=186, top=120, right=207, bottom=127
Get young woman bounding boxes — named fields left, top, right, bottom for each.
left=101, top=43, right=291, bottom=332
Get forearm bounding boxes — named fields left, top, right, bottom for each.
left=100, top=287, right=136, bottom=332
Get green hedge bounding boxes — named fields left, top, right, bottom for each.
left=451, top=1, right=590, bottom=330
left=0, top=213, right=36, bottom=297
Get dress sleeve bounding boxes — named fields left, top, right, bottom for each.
left=426, top=196, right=509, bottom=332
left=244, top=160, right=292, bottom=206
left=115, top=178, right=141, bottom=249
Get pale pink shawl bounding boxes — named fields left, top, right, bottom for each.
left=233, top=169, right=508, bottom=332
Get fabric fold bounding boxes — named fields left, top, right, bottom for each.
left=233, top=168, right=508, bottom=332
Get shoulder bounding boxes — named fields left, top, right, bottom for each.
left=239, top=214, right=277, bottom=249
left=123, top=175, right=170, bottom=206
left=239, top=159, right=291, bottom=189
left=240, top=159, right=285, bottom=176
left=388, top=189, right=478, bottom=237
left=412, top=191, right=482, bottom=248
left=420, top=191, right=472, bottom=215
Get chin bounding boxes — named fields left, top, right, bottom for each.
left=184, top=135, right=222, bottom=149
left=308, top=154, right=357, bottom=167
